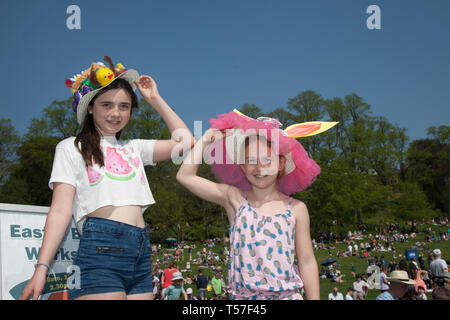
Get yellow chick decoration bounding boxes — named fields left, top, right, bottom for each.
left=95, top=66, right=115, bottom=87
left=66, top=57, right=127, bottom=94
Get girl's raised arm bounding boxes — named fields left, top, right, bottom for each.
left=134, top=75, right=195, bottom=162
left=176, top=129, right=232, bottom=209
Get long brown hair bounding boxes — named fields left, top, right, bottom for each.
left=74, top=78, right=138, bottom=167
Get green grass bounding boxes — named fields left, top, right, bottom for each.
left=151, top=224, right=449, bottom=300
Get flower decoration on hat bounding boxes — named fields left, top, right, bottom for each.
left=65, top=56, right=128, bottom=113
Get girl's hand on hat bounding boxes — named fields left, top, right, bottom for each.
left=135, top=75, right=161, bottom=103
left=204, top=128, right=227, bottom=144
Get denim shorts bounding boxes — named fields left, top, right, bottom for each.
left=68, top=217, right=153, bottom=299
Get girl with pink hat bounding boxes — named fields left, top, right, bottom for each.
left=177, top=109, right=337, bottom=300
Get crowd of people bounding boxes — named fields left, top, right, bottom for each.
left=150, top=240, right=231, bottom=300
left=150, top=218, right=449, bottom=300
left=320, top=218, right=450, bottom=300
left=314, top=219, right=449, bottom=260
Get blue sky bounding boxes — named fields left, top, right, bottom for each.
left=0, top=0, right=449, bottom=142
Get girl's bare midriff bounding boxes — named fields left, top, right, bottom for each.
left=87, top=205, right=146, bottom=228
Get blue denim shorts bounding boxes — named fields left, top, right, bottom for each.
left=68, top=217, right=153, bottom=300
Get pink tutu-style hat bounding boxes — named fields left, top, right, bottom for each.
left=207, top=109, right=338, bottom=195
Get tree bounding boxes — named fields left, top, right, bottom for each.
left=237, top=104, right=263, bottom=119
left=121, top=99, right=170, bottom=140
left=0, top=119, right=21, bottom=185
left=0, top=136, right=59, bottom=205
left=364, top=116, right=408, bottom=185
left=286, top=91, right=326, bottom=157
left=406, top=126, right=449, bottom=213
left=390, top=181, right=437, bottom=220
left=25, top=98, right=78, bottom=140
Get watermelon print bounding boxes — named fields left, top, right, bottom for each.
left=86, top=167, right=103, bottom=186
left=140, top=171, right=147, bottom=185
left=129, top=156, right=140, bottom=169
left=105, top=147, right=136, bottom=181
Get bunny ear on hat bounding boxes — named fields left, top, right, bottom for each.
left=232, top=108, right=338, bottom=137
left=284, top=121, right=339, bottom=138
left=232, top=108, right=255, bottom=120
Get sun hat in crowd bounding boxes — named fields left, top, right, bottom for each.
left=433, top=248, right=442, bottom=256
left=441, top=272, right=450, bottom=282
left=65, top=56, right=140, bottom=125
left=387, top=270, right=415, bottom=285
left=207, top=109, right=338, bottom=195
left=172, top=272, right=184, bottom=281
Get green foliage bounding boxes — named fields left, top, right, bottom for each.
left=122, top=98, right=170, bottom=140
left=406, top=127, right=449, bottom=213
left=0, top=91, right=447, bottom=240
left=0, top=136, right=59, bottom=206
left=237, top=104, right=263, bottom=119
left=25, top=98, right=78, bottom=140
left=0, top=118, right=21, bottom=184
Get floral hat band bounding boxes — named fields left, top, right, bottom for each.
left=255, top=116, right=283, bottom=129
left=65, top=56, right=139, bottom=125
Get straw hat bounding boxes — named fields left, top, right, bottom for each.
left=172, top=272, right=183, bottom=281
left=65, top=56, right=139, bottom=125
left=76, top=70, right=139, bottom=125
left=387, top=270, right=415, bottom=285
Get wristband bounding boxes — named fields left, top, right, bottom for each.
left=35, top=262, right=57, bottom=282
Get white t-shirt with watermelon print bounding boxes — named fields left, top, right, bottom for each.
left=49, top=135, right=156, bottom=233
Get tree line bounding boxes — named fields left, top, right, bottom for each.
left=0, top=91, right=448, bottom=242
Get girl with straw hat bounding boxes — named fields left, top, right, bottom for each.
left=21, top=57, right=194, bottom=300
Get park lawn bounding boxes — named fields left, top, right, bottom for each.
left=152, top=228, right=449, bottom=300
left=315, top=231, right=449, bottom=300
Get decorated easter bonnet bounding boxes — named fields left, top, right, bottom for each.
left=208, top=109, right=338, bottom=195
left=65, top=56, right=140, bottom=125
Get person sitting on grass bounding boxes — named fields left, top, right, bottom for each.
left=328, top=287, right=343, bottom=300
left=345, top=288, right=354, bottom=300
left=332, top=268, right=344, bottom=283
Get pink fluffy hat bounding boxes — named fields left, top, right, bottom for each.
left=207, top=109, right=338, bottom=195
